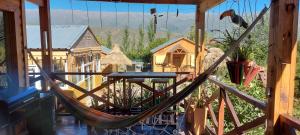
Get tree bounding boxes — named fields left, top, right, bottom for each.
left=138, top=26, right=145, bottom=52
left=188, top=25, right=195, bottom=42
left=106, top=32, right=112, bottom=49
left=122, top=26, right=130, bottom=53
left=147, top=19, right=156, bottom=43
left=167, top=31, right=171, bottom=40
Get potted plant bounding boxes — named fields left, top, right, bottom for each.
left=185, top=87, right=208, bottom=134
left=192, top=88, right=208, bottom=135
left=212, top=29, right=255, bottom=84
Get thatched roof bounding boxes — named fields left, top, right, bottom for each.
left=101, top=44, right=132, bottom=65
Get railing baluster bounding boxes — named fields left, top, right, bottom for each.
left=222, top=90, right=242, bottom=128
left=218, top=88, right=225, bottom=135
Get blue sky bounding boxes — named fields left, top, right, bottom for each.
left=25, top=0, right=270, bottom=14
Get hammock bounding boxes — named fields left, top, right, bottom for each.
left=28, top=7, right=268, bottom=129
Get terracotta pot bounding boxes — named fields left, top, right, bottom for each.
left=226, top=61, right=244, bottom=84
left=193, top=107, right=207, bottom=135
left=185, top=105, right=195, bottom=126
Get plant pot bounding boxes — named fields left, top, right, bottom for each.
left=185, top=105, right=195, bottom=127
left=226, top=61, right=244, bottom=84
left=193, top=107, right=207, bottom=135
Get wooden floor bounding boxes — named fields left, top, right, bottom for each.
left=55, top=114, right=189, bottom=135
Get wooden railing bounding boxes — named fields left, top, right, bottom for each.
left=279, top=114, right=300, bottom=134
left=29, top=72, right=192, bottom=110
left=204, top=76, right=267, bottom=135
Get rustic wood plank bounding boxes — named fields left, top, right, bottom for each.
left=208, top=104, right=218, bottom=131
left=209, top=77, right=266, bottom=110
left=217, top=88, right=225, bottom=135
left=39, top=0, right=53, bottom=91
left=204, top=90, right=219, bottom=107
left=132, top=77, right=188, bottom=107
left=280, top=114, right=300, bottom=131
left=222, top=90, right=242, bottom=128
left=0, top=0, right=19, bottom=12
left=195, top=3, right=205, bottom=75
left=53, top=75, right=120, bottom=108
left=266, top=0, right=299, bottom=134
left=206, top=125, right=217, bottom=135
left=225, top=116, right=266, bottom=135
left=77, top=78, right=120, bottom=100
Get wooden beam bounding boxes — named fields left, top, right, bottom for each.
left=200, top=0, right=224, bottom=12
left=225, top=116, right=266, bottom=135
left=279, top=114, right=300, bottom=131
left=0, top=0, right=19, bottom=12
left=84, top=0, right=201, bottom=5
left=39, top=0, right=53, bottom=90
left=27, top=0, right=44, bottom=7
left=222, top=90, right=242, bottom=128
left=195, top=3, right=205, bottom=75
left=217, top=88, right=225, bottom=135
left=266, top=0, right=299, bottom=134
left=209, top=77, right=266, bottom=110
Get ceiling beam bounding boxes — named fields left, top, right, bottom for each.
left=27, top=0, right=44, bottom=7
left=200, top=0, right=224, bottom=11
left=84, top=0, right=221, bottom=6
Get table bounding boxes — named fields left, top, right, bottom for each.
left=107, top=72, right=177, bottom=115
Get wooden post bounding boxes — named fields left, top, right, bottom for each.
left=218, top=88, right=225, bottom=135
left=39, top=0, right=53, bottom=91
left=266, top=0, right=299, bottom=134
left=195, top=3, right=205, bottom=75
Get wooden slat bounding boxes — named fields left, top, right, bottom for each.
left=208, top=104, right=218, bottom=130
left=209, top=77, right=266, bottom=110
left=217, top=88, right=225, bottom=135
left=222, top=90, right=242, bottom=128
left=53, top=75, right=120, bottom=108
left=77, top=78, right=120, bottom=100
left=132, top=77, right=188, bottom=107
left=225, top=116, right=266, bottom=135
left=280, top=114, right=300, bottom=131
left=206, top=125, right=217, bottom=135
left=135, top=82, right=159, bottom=93
left=204, top=90, right=219, bottom=107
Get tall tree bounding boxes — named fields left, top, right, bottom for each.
left=122, top=26, right=130, bottom=53
left=147, top=19, right=156, bottom=43
left=188, top=25, right=195, bottom=42
left=106, top=32, right=112, bottom=49
left=138, top=26, right=145, bottom=52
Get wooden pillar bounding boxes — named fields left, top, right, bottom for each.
left=195, top=3, right=205, bottom=75
left=266, top=0, right=299, bottom=134
left=39, top=0, right=53, bottom=91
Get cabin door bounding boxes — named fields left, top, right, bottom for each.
left=172, top=54, right=185, bottom=72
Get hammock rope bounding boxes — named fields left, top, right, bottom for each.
left=27, top=7, right=268, bottom=129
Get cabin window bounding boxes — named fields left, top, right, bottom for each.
left=0, top=11, right=7, bottom=89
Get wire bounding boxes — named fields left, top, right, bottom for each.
left=85, top=1, right=90, bottom=25
left=99, top=2, right=103, bottom=29
left=70, top=0, right=74, bottom=24
left=127, top=3, right=130, bottom=27
left=115, top=2, right=118, bottom=29
left=143, top=4, right=145, bottom=29
left=166, top=5, right=170, bottom=29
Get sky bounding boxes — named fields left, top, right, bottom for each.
left=25, top=0, right=271, bottom=14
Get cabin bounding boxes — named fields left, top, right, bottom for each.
left=0, top=0, right=299, bottom=135
left=27, top=25, right=110, bottom=105
left=151, top=37, right=196, bottom=73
